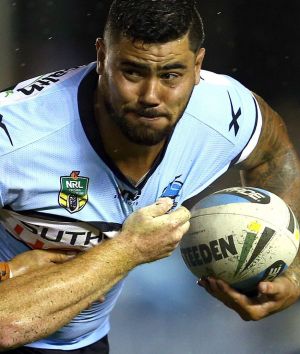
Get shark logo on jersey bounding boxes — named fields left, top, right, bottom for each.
left=161, top=175, right=183, bottom=208
left=58, top=171, right=89, bottom=213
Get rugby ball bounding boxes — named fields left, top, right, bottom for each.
left=180, top=187, right=300, bottom=294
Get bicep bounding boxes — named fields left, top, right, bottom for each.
left=236, top=93, right=300, bottom=198
left=238, top=93, right=293, bottom=171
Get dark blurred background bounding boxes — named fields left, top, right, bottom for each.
left=2, top=1, right=300, bottom=99
left=1, top=1, right=300, bottom=353
left=2, top=1, right=300, bottom=95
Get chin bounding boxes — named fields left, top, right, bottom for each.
left=124, top=126, right=173, bottom=146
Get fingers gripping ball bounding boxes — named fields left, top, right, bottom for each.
left=180, top=187, right=300, bottom=294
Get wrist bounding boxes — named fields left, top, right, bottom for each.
left=284, top=269, right=300, bottom=297
left=0, top=262, right=11, bottom=281
left=116, top=231, right=144, bottom=268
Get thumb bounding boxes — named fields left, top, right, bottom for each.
left=258, top=282, right=273, bottom=294
left=258, top=280, right=282, bottom=297
left=142, top=197, right=174, bottom=218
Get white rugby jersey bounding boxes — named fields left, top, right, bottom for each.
left=0, top=62, right=262, bottom=349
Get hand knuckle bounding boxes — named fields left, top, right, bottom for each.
left=251, top=314, right=262, bottom=321
left=245, top=310, right=262, bottom=321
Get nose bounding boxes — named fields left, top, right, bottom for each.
left=138, top=78, right=161, bottom=107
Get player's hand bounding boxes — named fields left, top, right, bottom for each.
left=197, top=273, right=300, bottom=321
left=121, top=197, right=191, bottom=265
left=8, top=249, right=79, bottom=278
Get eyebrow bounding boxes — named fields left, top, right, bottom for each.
left=161, top=63, right=187, bottom=71
left=120, top=60, right=188, bottom=71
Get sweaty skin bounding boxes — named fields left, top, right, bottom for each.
left=0, top=198, right=190, bottom=349
left=95, top=34, right=205, bottom=183
left=198, top=93, right=300, bottom=321
left=1, top=30, right=299, bottom=352
left=0, top=35, right=200, bottom=350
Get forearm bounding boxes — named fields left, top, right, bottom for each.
left=0, top=236, right=135, bottom=349
left=0, top=287, right=101, bottom=351
left=0, top=197, right=190, bottom=349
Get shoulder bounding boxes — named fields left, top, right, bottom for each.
left=0, top=62, right=97, bottom=154
left=182, top=70, right=262, bottom=163
left=0, top=62, right=96, bottom=106
left=186, top=70, right=258, bottom=129
left=238, top=93, right=293, bottom=170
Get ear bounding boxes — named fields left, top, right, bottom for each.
left=194, top=47, right=206, bottom=85
left=95, top=38, right=106, bottom=75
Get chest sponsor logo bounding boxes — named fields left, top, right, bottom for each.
left=0, top=209, right=122, bottom=251
left=59, top=171, right=89, bottom=213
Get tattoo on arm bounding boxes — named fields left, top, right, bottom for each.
left=239, top=93, right=300, bottom=216
left=238, top=94, right=300, bottom=288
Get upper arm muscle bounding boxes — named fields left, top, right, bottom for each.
left=239, top=93, right=292, bottom=170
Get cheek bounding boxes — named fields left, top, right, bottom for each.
left=168, top=83, right=193, bottom=112
left=109, top=75, right=137, bottom=104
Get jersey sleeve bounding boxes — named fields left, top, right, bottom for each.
left=224, top=77, right=263, bottom=166
left=218, top=74, right=263, bottom=166
left=0, top=64, right=96, bottom=209
left=186, top=71, right=263, bottom=167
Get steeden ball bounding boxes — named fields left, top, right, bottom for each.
left=180, top=187, right=300, bottom=294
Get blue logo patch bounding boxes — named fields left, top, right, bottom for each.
left=161, top=175, right=183, bottom=208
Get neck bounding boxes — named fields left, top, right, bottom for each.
left=94, top=85, right=165, bottom=183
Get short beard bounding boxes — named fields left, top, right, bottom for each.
left=103, top=99, right=175, bottom=146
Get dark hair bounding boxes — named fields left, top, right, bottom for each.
left=104, top=0, right=205, bottom=52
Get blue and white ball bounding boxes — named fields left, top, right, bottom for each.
left=180, top=187, right=300, bottom=293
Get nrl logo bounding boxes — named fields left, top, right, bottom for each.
left=58, top=171, right=89, bottom=213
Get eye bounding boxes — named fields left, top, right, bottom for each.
left=160, top=72, right=181, bottom=80
left=123, top=69, right=143, bottom=79
left=126, top=70, right=140, bottom=76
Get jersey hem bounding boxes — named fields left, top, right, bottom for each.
left=25, top=319, right=110, bottom=350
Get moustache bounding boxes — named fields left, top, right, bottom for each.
left=125, top=108, right=171, bottom=119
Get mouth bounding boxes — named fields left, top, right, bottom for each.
left=138, top=115, right=166, bottom=121
left=128, top=110, right=170, bottom=121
